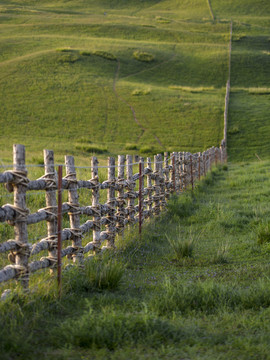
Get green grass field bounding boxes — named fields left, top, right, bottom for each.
left=2, top=163, right=270, bottom=359
left=0, top=0, right=270, bottom=359
left=0, top=0, right=231, bottom=163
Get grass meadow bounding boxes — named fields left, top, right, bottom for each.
left=0, top=0, right=230, bottom=163
left=0, top=0, right=270, bottom=359
left=1, top=163, right=270, bottom=359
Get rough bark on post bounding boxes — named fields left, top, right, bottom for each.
left=138, top=157, right=144, bottom=234
left=146, top=157, right=153, bottom=218
left=91, top=156, right=101, bottom=253
left=159, top=155, right=166, bottom=209
left=179, top=152, right=184, bottom=191
left=116, top=155, right=126, bottom=235
left=170, top=153, right=176, bottom=194
left=126, top=155, right=135, bottom=225
left=183, top=152, right=189, bottom=189
left=164, top=152, right=171, bottom=200
left=13, top=144, right=30, bottom=289
left=175, top=152, right=181, bottom=192
left=190, top=154, right=194, bottom=190
left=153, top=155, right=161, bottom=216
left=65, top=156, right=83, bottom=263
left=43, top=150, right=57, bottom=271
left=106, top=157, right=116, bottom=248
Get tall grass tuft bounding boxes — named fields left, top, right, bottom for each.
left=211, top=243, right=230, bottom=264
left=257, top=222, right=270, bottom=245
left=63, top=254, right=124, bottom=293
left=166, top=233, right=194, bottom=261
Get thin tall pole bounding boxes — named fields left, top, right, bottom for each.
left=57, top=165, right=62, bottom=298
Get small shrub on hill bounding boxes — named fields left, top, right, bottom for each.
left=132, top=88, right=151, bottom=96
left=228, top=126, right=240, bottom=135
left=93, top=50, right=117, bottom=61
left=58, top=54, right=80, bottom=64
left=133, top=50, right=154, bottom=63
left=125, top=144, right=138, bottom=150
left=79, top=50, right=91, bottom=56
left=75, top=144, right=108, bottom=154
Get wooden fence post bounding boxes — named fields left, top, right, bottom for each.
left=106, top=157, right=116, bottom=248
left=138, top=157, right=144, bottom=235
left=146, top=157, right=153, bottom=218
left=172, top=152, right=176, bottom=193
left=13, top=144, right=29, bottom=289
left=153, top=155, right=161, bottom=215
left=190, top=154, right=194, bottom=190
left=91, top=156, right=101, bottom=253
left=126, top=155, right=135, bottom=225
left=65, top=155, right=83, bottom=263
left=159, top=154, right=166, bottom=209
left=57, top=165, right=62, bottom=297
left=43, top=150, right=57, bottom=272
left=116, top=155, right=126, bottom=235
left=164, top=152, right=170, bottom=201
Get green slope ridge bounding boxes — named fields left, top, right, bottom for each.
left=0, top=0, right=230, bottom=162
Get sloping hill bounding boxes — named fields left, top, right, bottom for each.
left=0, top=0, right=229, bottom=162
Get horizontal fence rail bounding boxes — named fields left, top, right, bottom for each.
left=0, top=142, right=226, bottom=292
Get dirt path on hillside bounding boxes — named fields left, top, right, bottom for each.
left=112, top=53, right=177, bottom=147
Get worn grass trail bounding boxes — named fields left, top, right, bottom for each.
left=1, top=161, right=270, bottom=359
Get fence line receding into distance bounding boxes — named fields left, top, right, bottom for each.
left=0, top=143, right=226, bottom=292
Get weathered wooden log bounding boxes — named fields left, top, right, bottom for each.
left=0, top=264, right=25, bottom=283
left=116, top=155, right=126, bottom=234
left=153, top=155, right=161, bottom=215
left=138, top=157, right=144, bottom=233
left=65, top=156, right=83, bottom=263
left=144, top=157, right=153, bottom=219
left=159, top=155, right=166, bottom=209
left=164, top=152, right=171, bottom=200
left=106, top=157, right=116, bottom=248
left=91, top=156, right=101, bottom=253
left=0, top=239, right=20, bottom=253
left=43, top=150, right=57, bottom=270
left=126, top=155, right=135, bottom=224
left=13, top=144, right=29, bottom=289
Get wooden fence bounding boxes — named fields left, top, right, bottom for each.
left=0, top=143, right=226, bottom=292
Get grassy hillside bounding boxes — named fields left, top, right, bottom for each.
left=210, top=0, right=270, bottom=161
left=1, top=162, right=270, bottom=359
left=0, top=0, right=230, bottom=163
